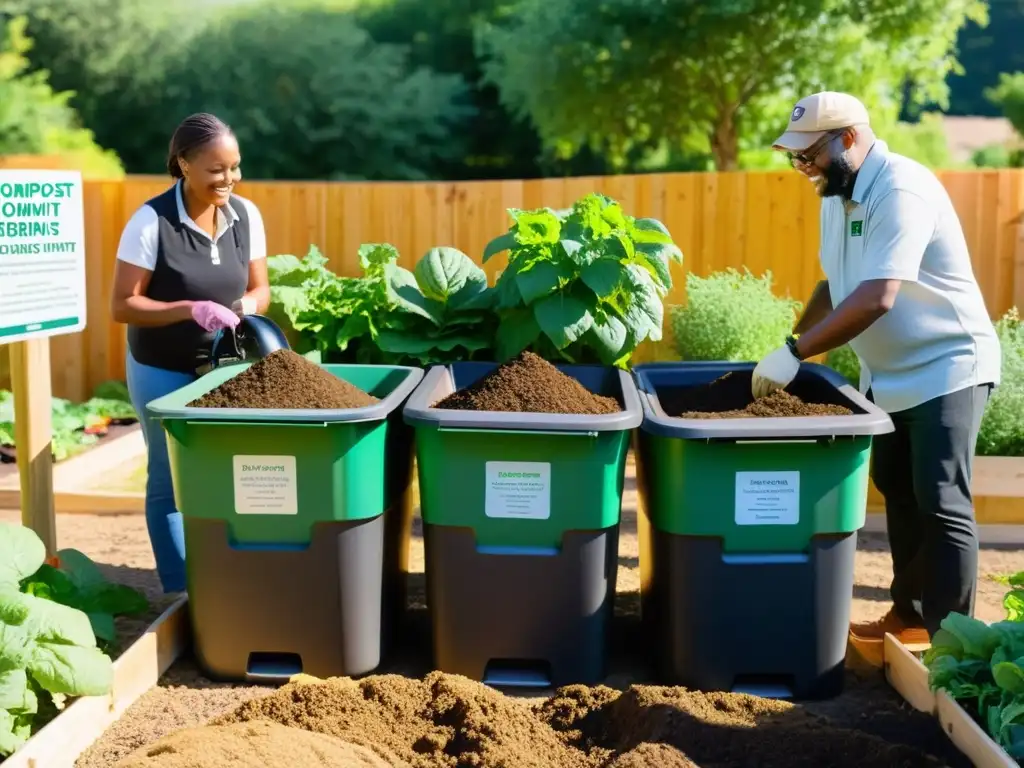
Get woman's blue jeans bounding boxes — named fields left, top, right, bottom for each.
left=125, top=351, right=195, bottom=593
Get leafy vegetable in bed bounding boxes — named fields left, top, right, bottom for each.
left=0, top=389, right=138, bottom=462
left=924, top=571, right=1024, bottom=759
left=0, top=523, right=116, bottom=757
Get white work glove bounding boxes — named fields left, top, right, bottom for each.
left=752, top=344, right=801, bottom=398
left=231, top=296, right=257, bottom=316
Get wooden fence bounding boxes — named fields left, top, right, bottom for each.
left=4, top=169, right=1024, bottom=401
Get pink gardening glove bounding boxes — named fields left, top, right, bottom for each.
left=191, top=301, right=241, bottom=332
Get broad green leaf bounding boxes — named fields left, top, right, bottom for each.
left=496, top=310, right=542, bottom=361
left=511, top=209, right=561, bottom=245
left=358, top=243, right=399, bottom=271
left=533, top=293, right=595, bottom=350
left=494, top=265, right=524, bottom=309
left=994, top=660, right=1024, bottom=695
left=28, top=642, right=112, bottom=696
left=383, top=263, right=442, bottom=326
left=622, top=265, right=664, bottom=344
left=516, top=261, right=569, bottom=305
left=0, top=523, right=46, bottom=588
left=414, top=247, right=487, bottom=304
left=80, top=583, right=149, bottom=618
left=375, top=329, right=491, bottom=355
left=483, top=231, right=517, bottom=262
left=940, top=612, right=1002, bottom=659
left=52, top=549, right=106, bottom=594
left=581, top=258, right=625, bottom=297
left=0, top=669, right=35, bottom=714
left=1009, top=572, right=1024, bottom=588
left=449, top=284, right=495, bottom=312
left=587, top=313, right=629, bottom=365
left=634, top=243, right=675, bottom=292
left=0, top=708, right=31, bottom=758
left=87, top=613, right=117, bottom=646
left=336, top=313, right=371, bottom=350
left=631, top=217, right=674, bottom=243
left=1006, top=589, right=1024, bottom=622
left=559, top=239, right=585, bottom=263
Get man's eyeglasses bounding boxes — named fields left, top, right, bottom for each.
left=787, top=130, right=843, bottom=167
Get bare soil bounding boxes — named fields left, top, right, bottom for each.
left=658, top=370, right=854, bottom=418
left=188, top=349, right=379, bottom=410
left=434, top=351, right=620, bottom=414
left=3, top=455, right=1022, bottom=768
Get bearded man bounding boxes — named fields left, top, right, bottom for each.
left=751, top=91, right=1001, bottom=644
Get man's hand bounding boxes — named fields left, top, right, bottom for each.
left=752, top=344, right=801, bottom=398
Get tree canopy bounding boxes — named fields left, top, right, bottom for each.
left=477, top=0, right=988, bottom=170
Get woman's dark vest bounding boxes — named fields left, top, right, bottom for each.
left=126, top=184, right=251, bottom=373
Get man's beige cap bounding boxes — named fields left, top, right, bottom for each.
left=772, top=91, right=870, bottom=152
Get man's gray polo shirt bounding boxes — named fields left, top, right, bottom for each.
left=818, top=139, right=1001, bottom=413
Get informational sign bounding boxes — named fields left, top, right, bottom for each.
left=734, top=470, right=800, bottom=525
left=233, top=455, right=298, bottom=515
left=485, top=461, right=551, bottom=520
left=0, top=170, right=86, bottom=345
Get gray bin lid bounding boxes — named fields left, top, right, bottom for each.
left=146, top=362, right=424, bottom=424
left=402, top=362, right=644, bottom=433
left=632, top=361, right=894, bottom=440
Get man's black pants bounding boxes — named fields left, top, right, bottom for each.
left=869, top=383, right=992, bottom=636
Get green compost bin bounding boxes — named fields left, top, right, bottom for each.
left=631, top=361, right=893, bottom=699
left=402, top=361, right=643, bottom=688
left=146, top=361, right=423, bottom=683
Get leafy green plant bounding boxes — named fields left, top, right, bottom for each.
left=977, top=307, right=1024, bottom=457
left=0, top=391, right=138, bottom=462
left=924, top=572, right=1024, bottom=759
left=0, top=523, right=115, bottom=756
left=267, top=243, right=497, bottom=366
left=825, top=345, right=862, bottom=386
left=482, top=192, right=682, bottom=367
left=669, top=268, right=801, bottom=362
left=20, top=549, right=149, bottom=650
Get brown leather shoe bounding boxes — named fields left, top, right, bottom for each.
left=850, top=606, right=930, bottom=646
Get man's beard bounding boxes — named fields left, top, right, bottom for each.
left=816, top=149, right=857, bottom=198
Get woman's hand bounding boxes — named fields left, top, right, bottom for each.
left=191, top=301, right=241, bottom=332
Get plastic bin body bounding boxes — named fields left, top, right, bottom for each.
left=403, top=361, right=642, bottom=688
left=632, top=361, right=893, bottom=699
left=146, top=362, right=422, bottom=683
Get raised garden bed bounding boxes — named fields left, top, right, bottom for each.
left=885, top=633, right=1015, bottom=768
left=2, top=596, right=189, bottom=768
left=0, top=426, right=145, bottom=515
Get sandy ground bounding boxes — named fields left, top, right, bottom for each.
left=3, top=463, right=1023, bottom=767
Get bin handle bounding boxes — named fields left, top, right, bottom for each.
left=182, top=420, right=330, bottom=428
left=437, top=427, right=598, bottom=437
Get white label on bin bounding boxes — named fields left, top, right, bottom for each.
left=485, top=461, right=550, bottom=520
left=735, top=471, right=799, bottom=525
left=233, top=455, right=298, bottom=515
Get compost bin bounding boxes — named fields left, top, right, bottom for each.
left=146, top=358, right=423, bottom=683
left=631, top=361, right=894, bottom=699
left=402, top=358, right=642, bottom=688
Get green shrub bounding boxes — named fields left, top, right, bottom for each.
left=977, top=307, right=1024, bottom=457
left=669, top=268, right=801, bottom=362
left=825, top=344, right=861, bottom=386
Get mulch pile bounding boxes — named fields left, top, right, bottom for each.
left=658, top=370, right=853, bottom=419
left=188, top=349, right=379, bottom=410
left=434, top=351, right=620, bottom=415
left=115, top=672, right=943, bottom=768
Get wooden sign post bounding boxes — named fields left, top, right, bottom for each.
left=0, top=168, right=87, bottom=556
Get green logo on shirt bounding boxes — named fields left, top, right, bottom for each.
left=850, top=220, right=863, bottom=237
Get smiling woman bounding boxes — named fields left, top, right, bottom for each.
left=107, top=112, right=270, bottom=595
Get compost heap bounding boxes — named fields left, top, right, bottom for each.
left=433, top=350, right=620, bottom=415
left=116, top=672, right=942, bottom=768
left=660, top=370, right=853, bottom=419
left=188, top=349, right=379, bottom=410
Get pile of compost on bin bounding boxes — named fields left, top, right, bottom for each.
left=115, top=672, right=942, bottom=768
left=433, top=350, right=620, bottom=415
left=188, top=349, right=379, bottom=410
left=659, top=371, right=853, bottom=419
